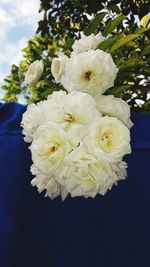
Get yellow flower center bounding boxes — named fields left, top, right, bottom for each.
left=83, top=70, right=92, bottom=81
left=64, top=113, right=75, bottom=122
left=102, top=133, right=110, bottom=144
left=99, top=131, right=113, bottom=151
left=48, top=146, right=57, bottom=153
left=46, top=140, right=61, bottom=155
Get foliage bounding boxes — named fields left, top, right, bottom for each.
left=1, top=0, right=150, bottom=112
left=2, top=65, right=24, bottom=102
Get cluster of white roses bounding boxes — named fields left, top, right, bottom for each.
left=22, top=32, right=133, bottom=200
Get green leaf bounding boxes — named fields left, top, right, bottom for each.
left=140, top=14, right=150, bottom=28
left=119, top=58, right=145, bottom=70
left=84, top=12, right=107, bottom=35
left=143, top=99, right=150, bottom=113
left=142, top=46, right=150, bottom=56
left=109, top=34, right=140, bottom=52
left=125, top=40, right=137, bottom=47
left=106, top=85, right=132, bottom=97
left=134, top=27, right=150, bottom=34
left=103, top=16, right=126, bottom=36
left=108, top=4, right=120, bottom=13
left=97, top=37, right=117, bottom=51
left=65, top=38, right=75, bottom=49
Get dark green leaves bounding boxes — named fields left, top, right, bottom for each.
left=1, top=1, right=150, bottom=111
left=119, top=58, right=145, bottom=70
left=103, top=16, right=126, bottom=36
left=64, top=38, right=75, bottom=50
left=97, top=37, right=117, bottom=51
left=84, top=12, right=106, bottom=35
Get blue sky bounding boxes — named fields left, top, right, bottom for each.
left=0, top=0, right=42, bottom=101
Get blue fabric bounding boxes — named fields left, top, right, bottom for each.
left=0, top=102, right=150, bottom=267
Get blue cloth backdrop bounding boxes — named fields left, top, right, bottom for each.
left=0, top=102, right=150, bottom=267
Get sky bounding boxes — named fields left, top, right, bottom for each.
left=0, top=0, right=42, bottom=101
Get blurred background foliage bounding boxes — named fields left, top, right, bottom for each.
left=1, top=0, right=150, bottom=112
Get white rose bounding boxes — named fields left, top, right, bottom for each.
left=42, top=90, right=101, bottom=145
left=97, top=160, right=127, bottom=195
left=21, top=103, right=43, bottom=142
left=31, top=165, right=69, bottom=201
left=22, top=91, right=100, bottom=145
left=61, top=49, right=118, bottom=96
left=59, top=160, right=101, bottom=198
left=25, top=60, right=44, bottom=86
left=57, top=142, right=97, bottom=198
left=72, top=32, right=104, bottom=53
left=45, top=90, right=100, bottom=126
left=31, top=165, right=60, bottom=199
left=95, top=95, right=133, bottom=129
left=85, top=116, right=131, bottom=161
left=58, top=143, right=127, bottom=197
left=51, top=54, right=68, bottom=83
left=30, top=122, right=71, bottom=175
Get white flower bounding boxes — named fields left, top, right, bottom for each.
left=85, top=116, right=131, bottom=161
left=42, top=90, right=101, bottom=145
left=31, top=165, right=69, bottom=201
left=21, top=29, right=133, bottom=200
left=58, top=143, right=127, bottom=197
left=46, top=90, right=100, bottom=126
left=21, top=103, right=43, bottom=142
left=95, top=95, right=133, bottom=129
left=31, top=165, right=60, bottom=199
left=22, top=91, right=100, bottom=145
left=72, top=32, right=104, bottom=53
left=61, top=49, right=118, bottom=96
left=30, top=122, right=71, bottom=175
left=25, top=60, right=44, bottom=86
left=98, top=160, right=127, bottom=195
left=66, top=165, right=101, bottom=198
left=51, top=54, right=69, bottom=83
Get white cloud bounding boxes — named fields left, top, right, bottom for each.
left=0, top=37, right=28, bottom=65
left=0, top=0, right=41, bottom=30
left=12, top=0, right=40, bottom=26
left=0, top=37, right=28, bottom=87
left=0, top=6, right=16, bottom=39
left=0, top=0, right=42, bottom=88
left=0, top=71, right=8, bottom=83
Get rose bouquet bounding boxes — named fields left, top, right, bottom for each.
left=21, top=32, right=133, bottom=200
